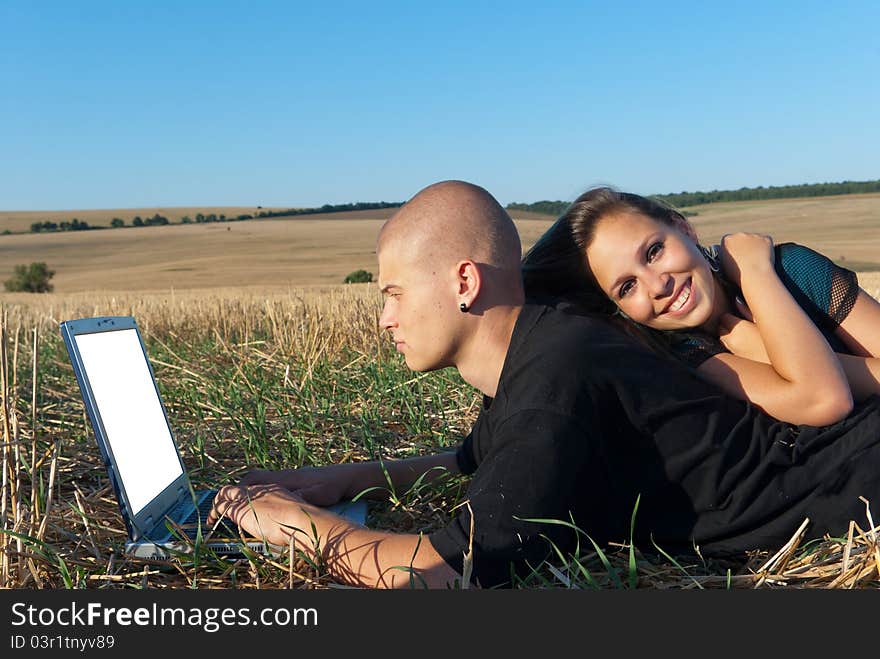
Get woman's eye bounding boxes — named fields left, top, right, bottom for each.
left=647, top=241, right=664, bottom=262
left=619, top=280, right=635, bottom=298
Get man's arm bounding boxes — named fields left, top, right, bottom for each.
left=207, top=483, right=464, bottom=589
left=237, top=450, right=461, bottom=505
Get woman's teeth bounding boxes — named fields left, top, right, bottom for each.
left=669, top=282, right=691, bottom=312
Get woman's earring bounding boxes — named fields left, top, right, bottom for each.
left=459, top=302, right=469, bottom=313
left=700, top=244, right=720, bottom=273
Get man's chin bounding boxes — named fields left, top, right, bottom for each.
left=405, top=357, right=440, bottom=373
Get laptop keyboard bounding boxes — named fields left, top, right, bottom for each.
left=166, top=492, right=238, bottom=538
left=180, top=494, right=216, bottom=525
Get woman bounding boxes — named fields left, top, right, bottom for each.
left=521, top=186, right=880, bottom=426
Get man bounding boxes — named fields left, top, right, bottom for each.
left=210, top=179, right=524, bottom=588
left=209, top=180, right=880, bottom=588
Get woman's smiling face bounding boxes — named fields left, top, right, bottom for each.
left=585, top=210, right=719, bottom=332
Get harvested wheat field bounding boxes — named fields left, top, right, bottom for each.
left=0, top=194, right=879, bottom=590
left=0, top=209, right=556, bottom=293
left=0, top=195, right=877, bottom=295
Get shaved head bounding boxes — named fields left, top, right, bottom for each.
left=376, top=180, right=524, bottom=392
left=377, top=180, right=522, bottom=275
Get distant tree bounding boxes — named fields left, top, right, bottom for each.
left=111, top=218, right=125, bottom=228
left=4, top=262, right=55, bottom=293
left=181, top=215, right=192, bottom=224
left=132, top=216, right=144, bottom=227
left=344, top=269, right=373, bottom=284
left=506, top=201, right=570, bottom=216
left=652, top=178, right=880, bottom=207
left=195, top=213, right=206, bottom=223
left=2, top=230, right=11, bottom=235
left=31, top=221, right=57, bottom=233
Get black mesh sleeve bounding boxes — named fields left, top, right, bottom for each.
left=775, top=242, right=859, bottom=330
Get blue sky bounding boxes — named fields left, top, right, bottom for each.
left=1, top=0, right=877, bottom=210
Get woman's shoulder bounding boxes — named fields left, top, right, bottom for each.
left=774, top=241, right=846, bottom=273
left=770, top=240, right=859, bottom=329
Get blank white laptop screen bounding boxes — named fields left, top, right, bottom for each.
left=74, top=328, right=183, bottom=515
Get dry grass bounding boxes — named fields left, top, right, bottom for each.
left=2, top=284, right=880, bottom=589
left=858, top=272, right=880, bottom=299
left=0, top=287, right=408, bottom=589
left=1, top=192, right=878, bottom=589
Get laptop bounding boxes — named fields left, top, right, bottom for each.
left=60, top=315, right=367, bottom=559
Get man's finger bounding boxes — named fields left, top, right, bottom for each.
left=208, top=486, right=242, bottom=523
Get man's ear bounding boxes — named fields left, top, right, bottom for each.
left=455, top=259, right=482, bottom=307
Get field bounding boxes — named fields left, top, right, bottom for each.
left=0, top=208, right=558, bottom=293
left=685, top=192, right=880, bottom=272
left=0, top=194, right=879, bottom=590
left=0, top=195, right=878, bottom=294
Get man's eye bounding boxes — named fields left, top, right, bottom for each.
left=647, top=241, right=664, bottom=262
left=619, top=280, right=635, bottom=298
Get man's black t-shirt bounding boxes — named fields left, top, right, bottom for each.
left=428, top=303, right=880, bottom=588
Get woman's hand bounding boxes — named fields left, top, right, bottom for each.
left=718, top=313, right=769, bottom=363
left=696, top=233, right=853, bottom=426
left=717, top=233, right=775, bottom=290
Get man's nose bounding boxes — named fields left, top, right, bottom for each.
left=378, top=303, right=396, bottom=331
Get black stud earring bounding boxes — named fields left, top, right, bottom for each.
left=459, top=302, right=469, bottom=313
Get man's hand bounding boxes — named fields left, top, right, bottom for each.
left=236, top=463, right=366, bottom=506
left=206, top=479, right=463, bottom=588
left=207, top=483, right=312, bottom=547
